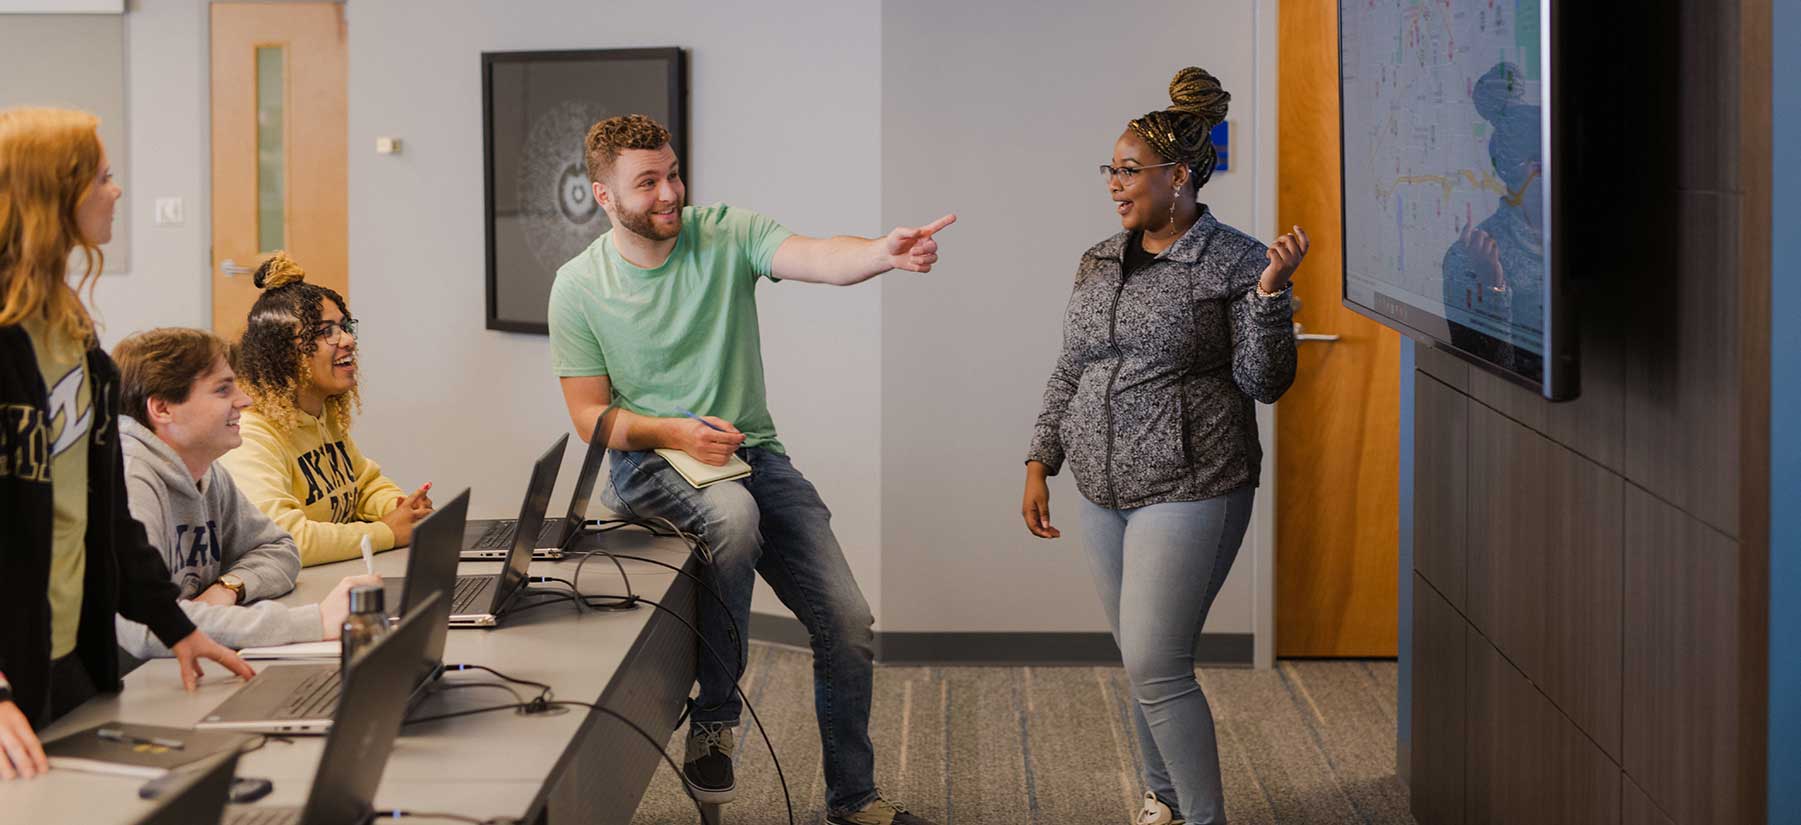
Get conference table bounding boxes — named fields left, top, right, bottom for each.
left=0, top=521, right=721, bottom=825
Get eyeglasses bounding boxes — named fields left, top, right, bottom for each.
left=1099, top=161, right=1180, bottom=184
left=305, top=318, right=358, bottom=343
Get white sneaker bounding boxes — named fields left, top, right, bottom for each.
left=1135, top=791, right=1184, bottom=825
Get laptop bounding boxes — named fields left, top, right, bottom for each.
left=220, top=596, right=441, bottom=825
left=131, top=751, right=238, bottom=825
left=461, top=419, right=602, bottom=560
left=399, top=434, right=564, bottom=627
left=239, top=491, right=471, bottom=661
left=193, top=503, right=467, bottom=734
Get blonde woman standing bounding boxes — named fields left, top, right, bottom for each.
left=0, top=107, right=253, bottom=780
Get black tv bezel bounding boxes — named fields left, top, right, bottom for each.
left=1335, top=1, right=1579, bottom=401
left=480, top=47, right=689, bottom=335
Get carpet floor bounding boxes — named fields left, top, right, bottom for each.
left=631, top=643, right=1416, bottom=825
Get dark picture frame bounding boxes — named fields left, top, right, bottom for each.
left=482, top=47, right=688, bottom=334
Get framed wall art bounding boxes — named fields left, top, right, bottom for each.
left=482, top=47, right=687, bottom=333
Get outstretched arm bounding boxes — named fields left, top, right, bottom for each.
left=769, top=213, right=956, bottom=285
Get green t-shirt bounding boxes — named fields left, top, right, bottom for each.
left=549, top=203, right=793, bottom=453
left=22, top=316, right=91, bottom=660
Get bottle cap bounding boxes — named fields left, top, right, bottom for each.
left=348, top=584, right=385, bottom=615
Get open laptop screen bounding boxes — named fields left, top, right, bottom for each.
left=494, top=435, right=566, bottom=611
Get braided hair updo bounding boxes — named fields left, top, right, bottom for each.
left=1127, top=67, right=1231, bottom=192
left=235, top=251, right=360, bottom=431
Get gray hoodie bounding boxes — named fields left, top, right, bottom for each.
left=116, top=416, right=322, bottom=659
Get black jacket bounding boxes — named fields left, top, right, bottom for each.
left=0, top=324, right=195, bottom=725
left=1027, top=208, right=1297, bottom=509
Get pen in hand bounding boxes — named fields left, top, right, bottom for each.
left=360, top=535, right=375, bottom=576
left=675, top=406, right=729, bottom=434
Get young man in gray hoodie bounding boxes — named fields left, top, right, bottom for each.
left=112, top=328, right=378, bottom=660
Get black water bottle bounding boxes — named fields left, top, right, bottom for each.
left=340, top=585, right=389, bottom=672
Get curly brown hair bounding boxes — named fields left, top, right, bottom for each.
left=584, top=114, right=671, bottom=183
left=234, top=251, right=360, bottom=431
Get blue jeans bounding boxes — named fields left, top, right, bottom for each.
left=601, top=446, right=878, bottom=814
left=1077, top=487, right=1255, bottom=825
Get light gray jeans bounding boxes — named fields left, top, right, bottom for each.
left=1077, top=487, right=1254, bottom=825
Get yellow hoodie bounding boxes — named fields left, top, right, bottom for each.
left=217, top=407, right=407, bottom=566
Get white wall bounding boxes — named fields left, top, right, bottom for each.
left=343, top=0, right=885, bottom=623
left=89, top=0, right=211, bottom=349
left=878, top=0, right=1273, bottom=636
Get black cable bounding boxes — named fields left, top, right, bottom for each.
left=565, top=540, right=744, bottom=679
left=440, top=664, right=553, bottom=703
left=578, top=590, right=794, bottom=825
left=398, top=699, right=708, bottom=823
left=430, top=681, right=525, bottom=706
left=569, top=548, right=638, bottom=609
left=591, top=552, right=744, bottom=678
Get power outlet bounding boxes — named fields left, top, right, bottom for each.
left=153, top=197, right=185, bottom=226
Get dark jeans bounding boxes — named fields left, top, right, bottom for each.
left=601, top=446, right=878, bottom=815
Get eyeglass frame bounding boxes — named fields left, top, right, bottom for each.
left=300, top=317, right=359, bottom=344
left=1099, top=161, right=1181, bottom=184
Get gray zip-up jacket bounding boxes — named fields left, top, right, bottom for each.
left=1027, top=208, right=1297, bottom=510
left=116, top=416, right=321, bottom=659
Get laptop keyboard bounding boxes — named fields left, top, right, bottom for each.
left=276, top=669, right=341, bottom=720
left=474, top=520, right=516, bottom=548
left=224, top=807, right=300, bottom=825
left=451, top=575, right=489, bottom=613
left=476, top=520, right=565, bottom=551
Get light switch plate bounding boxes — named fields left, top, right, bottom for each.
left=153, top=197, right=184, bottom=226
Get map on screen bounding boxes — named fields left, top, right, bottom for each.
left=1341, top=0, right=1546, bottom=362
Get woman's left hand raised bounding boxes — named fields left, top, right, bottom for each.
left=1259, top=225, right=1310, bottom=294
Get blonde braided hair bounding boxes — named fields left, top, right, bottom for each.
left=1127, top=67, right=1231, bottom=191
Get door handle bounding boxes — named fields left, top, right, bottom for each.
left=1293, top=322, right=1340, bottom=343
left=220, top=259, right=253, bottom=278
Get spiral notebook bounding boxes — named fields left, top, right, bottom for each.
left=654, top=448, right=752, bottom=488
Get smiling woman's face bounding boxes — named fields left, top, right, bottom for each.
left=1108, top=129, right=1181, bottom=234
left=303, top=300, right=358, bottom=400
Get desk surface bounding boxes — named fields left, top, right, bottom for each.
left=0, top=525, right=701, bottom=824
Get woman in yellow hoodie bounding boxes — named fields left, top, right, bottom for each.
left=218, top=252, right=432, bottom=566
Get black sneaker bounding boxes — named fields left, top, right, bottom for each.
left=682, top=722, right=736, bottom=804
left=825, top=795, right=937, bottom=825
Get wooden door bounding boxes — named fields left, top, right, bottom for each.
left=210, top=2, right=347, bottom=338
left=1274, top=0, right=1402, bottom=658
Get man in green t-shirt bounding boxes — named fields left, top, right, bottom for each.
left=550, top=115, right=951, bottom=825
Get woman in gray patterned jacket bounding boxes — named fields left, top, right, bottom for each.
left=1021, top=68, right=1309, bottom=825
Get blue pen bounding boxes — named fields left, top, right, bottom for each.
left=675, top=407, right=729, bottom=433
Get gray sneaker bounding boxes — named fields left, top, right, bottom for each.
left=682, top=722, right=736, bottom=804
left=1135, top=791, right=1185, bottom=825
left=825, top=795, right=937, bottom=825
